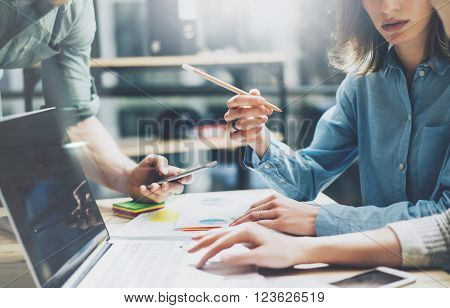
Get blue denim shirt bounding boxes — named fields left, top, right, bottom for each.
left=244, top=49, right=450, bottom=236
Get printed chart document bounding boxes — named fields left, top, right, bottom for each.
left=106, top=189, right=334, bottom=287
left=112, top=189, right=336, bottom=238
left=174, top=190, right=273, bottom=230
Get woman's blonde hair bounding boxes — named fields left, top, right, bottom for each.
left=329, top=0, right=449, bottom=76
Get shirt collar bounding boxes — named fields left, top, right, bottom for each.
left=384, top=45, right=449, bottom=76
left=429, top=54, right=450, bottom=76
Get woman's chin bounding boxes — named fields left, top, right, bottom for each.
left=385, top=34, right=414, bottom=47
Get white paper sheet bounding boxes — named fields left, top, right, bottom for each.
left=174, top=190, right=274, bottom=230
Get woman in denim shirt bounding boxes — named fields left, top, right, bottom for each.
left=224, top=0, right=450, bottom=236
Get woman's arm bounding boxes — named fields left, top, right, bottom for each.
left=388, top=209, right=450, bottom=268
left=227, top=76, right=359, bottom=201
left=190, top=210, right=450, bottom=270
left=189, top=222, right=402, bottom=269
left=315, top=151, right=450, bottom=235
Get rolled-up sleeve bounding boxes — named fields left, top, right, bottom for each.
left=41, top=0, right=99, bottom=126
left=388, top=210, right=450, bottom=270
left=243, top=75, right=359, bottom=201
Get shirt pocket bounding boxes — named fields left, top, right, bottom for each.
left=418, top=121, right=450, bottom=184
left=0, top=36, right=59, bottom=69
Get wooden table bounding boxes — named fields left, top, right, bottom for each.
left=1, top=193, right=449, bottom=288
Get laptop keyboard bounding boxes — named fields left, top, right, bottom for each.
left=81, top=241, right=188, bottom=288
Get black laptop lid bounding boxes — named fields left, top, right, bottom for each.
left=0, top=109, right=108, bottom=287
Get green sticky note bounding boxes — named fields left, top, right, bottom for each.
left=113, top=200, right=164, bottom=211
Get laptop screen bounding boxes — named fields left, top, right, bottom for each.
left=0, top=109, right=108, bottom=287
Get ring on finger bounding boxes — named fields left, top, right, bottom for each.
left=231, top=120, right=240, bottom=132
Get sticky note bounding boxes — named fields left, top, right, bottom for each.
left=149, top=209, right=179, bottom=223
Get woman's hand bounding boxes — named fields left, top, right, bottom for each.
left=188, top=223, right=317, bottom=269
left=189, top=223, right=403, bottom=269
left=224, top=89, right=273, bottom=158
left=230, top=193, right=320, bottom=236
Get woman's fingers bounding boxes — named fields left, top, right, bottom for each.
left=230, top=201, right=276, bottom=226
left=248, top=89, right=261, bottom=96
left=249, top=194, right=278, bottom=209
left=256, top=219, right=278, bottom=230
left=226, top=94, right=266, bottom=109
left=235, top=116, right=268, bottom=131
left=195, top=229, right=251, bottom=268
left=224, top=106, right=272, bottom=122
left=229, top=126, right=264, bottom=142
left=230, top=209, right=279, bottom=226
left=188, top=228, right=232, bottom=253
left=220, top=250, right=259, bottom=266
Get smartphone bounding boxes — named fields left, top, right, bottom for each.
left=155, top=161, right=218, bottom=185
left=330, top=267, right=416, bottom=288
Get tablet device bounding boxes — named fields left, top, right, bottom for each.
left=330, top=267, right=416, bottom=288
left=155, top=161, right=217, bottom=185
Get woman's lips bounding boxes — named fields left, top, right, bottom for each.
left=381, top=20, right=409, bottom=33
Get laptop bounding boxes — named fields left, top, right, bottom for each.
left=0, top=106, right=417, bottom=290
left=0, top=108, right=263, bottom=288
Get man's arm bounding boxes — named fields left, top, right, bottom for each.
left=67, top=116, right=190, bottom=202
left=66, top=116, right=135, bottom=195
left=42, top=1, right=190, bottom=202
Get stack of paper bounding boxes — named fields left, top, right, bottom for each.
left=112, top=200, right=165, bottom=219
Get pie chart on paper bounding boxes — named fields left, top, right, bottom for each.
left=198, top=218, right=227, bottom=226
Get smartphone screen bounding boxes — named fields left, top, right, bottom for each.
left=156, top=161, right=217, bottom=184
left=330, top=269, right=405, bottom=288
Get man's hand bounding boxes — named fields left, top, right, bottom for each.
left=230, top=193, right=319, bottom=236
left=188, top=223, right=316, bottom=269
left=127, top=155, right=193, bottom=203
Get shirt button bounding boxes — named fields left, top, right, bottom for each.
left=399, top=163, right=405, bottom=171
left=263, top=163, right=271, bottom=169
left=407, top=114, right=412, bottom=121
left=418, top=70, right=425, bottom=77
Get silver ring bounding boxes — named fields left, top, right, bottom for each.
left=260, top=210, right=264, bottom=220
left=231, top=121, right=240, bottom=132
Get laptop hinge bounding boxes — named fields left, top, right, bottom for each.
left=71, top=241, right=112, bottom=288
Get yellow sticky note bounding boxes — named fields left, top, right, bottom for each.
left=149, top=209, right=179, bottom=223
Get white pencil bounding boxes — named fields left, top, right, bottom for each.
left=182, top=64, right=283, bottom=112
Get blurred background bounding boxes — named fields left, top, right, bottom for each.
left=0, top=0, right=361, bottom=206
